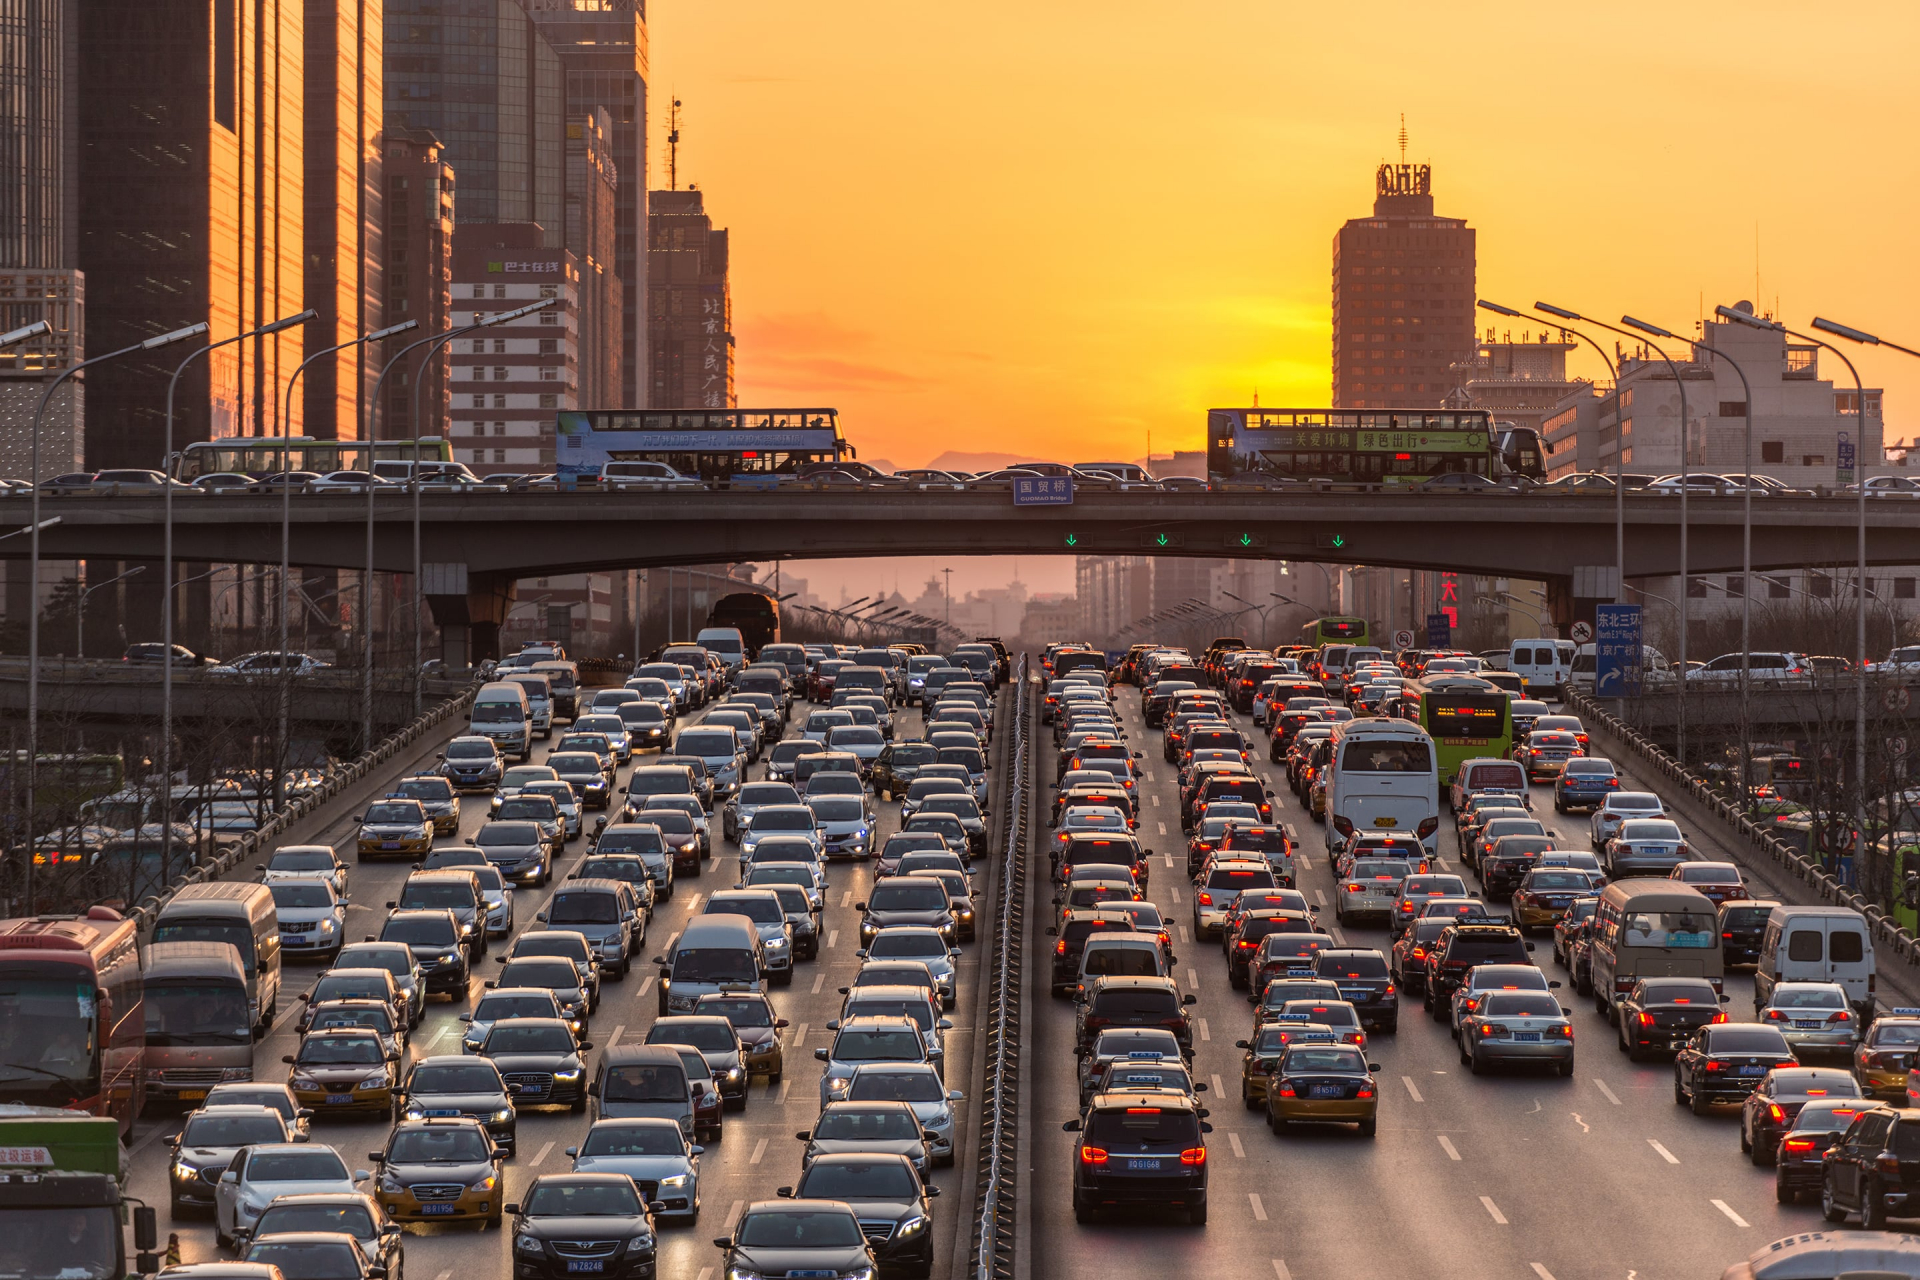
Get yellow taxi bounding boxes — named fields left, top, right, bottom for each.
left=1856, top=1012, right=1920, bottom=1100
left=1235, top=1023, right=1338, bottom=1106
left=283, top=1028, right=399, bottom=1116
left=371, top=1117, right=505, bottom=1226
left=1263, top=1041, right=1380, bottom=1138
left=355, top=796, right=435, bottom=860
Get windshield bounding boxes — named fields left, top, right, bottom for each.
left=738, top=1209, right=863, bottom=1248
left=151, top=921, right=255, bottom=971
left=708, top=898, right=782, bottom=925
left=244, top=1241, right=362, bottom=1280
left=753, top=810, right=815, bottom=832
left=677, top=732, right=735, bottom=756
left=603, top=1063, right=686, bottom=1102
left=397, top=778, right=452, bottom=800
left=478, top=823, right=540, bottom=847
left=270, top=850, right=335, bottom=871
left=146, top=982, right=251, bottom=1047
left=1622, top=911, right=1717, bottom=948
left=249, top=1149, right=350, bottom=1181
left=473, top=996, right=556, bottom=1022
left=271, top=882, right=333, bottom=909
left=1278, top=1047, right=1367, bottom=1073
left=1526, top=872, right=1590, bottom=891
left=497, top=799, right=557, bottom=822
left=1341, top=739, right=1432, bottom=772
left=597, top=828, right=666, bottom=856
left=402, top=882, right=474, bottom=909
left=365, top=803, right=422, bottom=824
left=390, top=1125, right=492, bottom=1162
left=311, top=1006, right=392, bottom=1035
left=1771, top=988, right=1847, bottom=1009
left=252, top=1202, right=375, bottom=1240
left=648, top=1022, right=735, bottom=1051
left=181, top=1112, right=285, bottom=1147
left=1619, top=820, right=1683, bottom=841
left=1083, top=1107, right=1199, bottom=1147
left=832, top=1029, right=922, bottom=1061
left=299, top=1035, right=384, bottom=1066
left=501, top=960, right=577, bottom=989
left=801, top=1160, right=918, bottom=1198
left=525, top=1182, right=641, bottom=1216
left=447, top=741, right=495, bottom=760
left=672, top=949, right=758, bottom=983
left=411, top=1063, right=501, bottom=1093
left=871, top=883, right=947, bottom=912
left=382, top=917, right=455, bottom=946
left=870, top=934, right=944, bottom=960
left=1483, top=993, right=1561, bottom=1017
left=549, top=892, right=620, bottom=925
left=829, top=728, right=884, bottom=747
left=818, top=1106, right=923, bottom=1137
left=580, top=1124, right=683, bottom=1156
left=485, top=1024, right=575, bottom=1053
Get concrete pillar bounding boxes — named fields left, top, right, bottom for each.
left=422, top=563, right=516, bottom=665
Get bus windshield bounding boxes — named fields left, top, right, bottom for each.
left=150, top=921, right=256, bottom=973
left=0, top=976, right=99, bottom=1099
left=144, top=981, right=251, bottom=1047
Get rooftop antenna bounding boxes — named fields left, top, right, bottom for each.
left=1398, top=113, right=1408, bottom=164
left=668, top=97, right=682, bottom=191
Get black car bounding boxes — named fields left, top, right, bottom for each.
left=510, top=1174, right=658, bottom=1280
left=1422, top=923, right=1531, bottom=1016
left=1313, top=948, right=1398, bottom=1034
left=870, top=742, right=938, bottom=801
left=714, top=1201, right=875, bottom=1280
left=1063, top=1092, right=1211, bottom=1225
left=1047, top=910, right=1136, bottom=995
left=1478, top=837, right=1556, bottom=900
left=1390, top=919, right=1451, bottom=996
left=378, top=909, right=470, bottom=994
left=1076, top=977, right=1197, bottom=1053
left=1776, top=1098, right=1879, bottom=1204
left=477, top=1018, right=590, bottom=1112
left=1822, top=1105, right=1920, bottom=1228
left=781, top=1154, right=937, bottom=1278
left=1615, top=977, right=1728, bottom=1060
left=398, top=1055, right=519, bottom=1152
left=1740, top=1067, right=1864, bottom=1166
left=1720, top=899, right=1781, bottom=967
left=1674, top=1023, right=1798, bottom=1114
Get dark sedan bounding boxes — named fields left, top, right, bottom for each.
left=1674, top=1023, right=1798, bottom=1114
left=509, top=1174, right=657, bottom=1280
left=781, top=1155, right=937, bottom=1278
left=1719, top=899, right=1781, bottom=968
left=1740, top=1066, right=1864, bottom=1166
left=713, top=1201, right=875, bottom=1280
left=1616, top=976, right=1727, bottom=1060
left=477, top=1019, right=590, bottom=1113
left=1774, top=1097, right=1879, bottom=1204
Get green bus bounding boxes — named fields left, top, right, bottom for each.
left=1299, top=617, right=1371, bottom=648
left=1398, top=679, right=1512, bottom=787
left=169, top=436, right=456, bottom=482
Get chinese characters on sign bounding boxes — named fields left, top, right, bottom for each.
left=1594, top=603, right=1644, bottom=698
left=1012, top=476, right=1074, bottom=507
left=1425, top=612, right=1451, bottom=648
left=701, top=296, right=726, bottom=408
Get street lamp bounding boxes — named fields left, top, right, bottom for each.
left=354, top=321, right=424, bottom=752
left=1221, top=591, right=1282, bottom=648
left=24, top=319, right=204, bottom=911
left=76, top=565, right=146, bottom=660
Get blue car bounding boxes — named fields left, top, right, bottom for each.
left=1553, top=758, right=1619, bottom=813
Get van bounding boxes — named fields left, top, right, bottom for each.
left=1754, top=906, right=1876, bottom=1020
left=1589, top=881, right=1725, bottom=1017
left=1075, top=933, right=1168, bottom=998
left=153, top=882, right=282, bottom=1035
left=1507, top=639, right=1576, bottom=696
left=503, top=673, right=555, bottom=740
left=1448, top=757, right=1531, bottom=812
left=531, top=660, right=580, bottom=720
left=470, top=681, right=533, bottom=761
left=140, top=940, right=255, bottom=1103
left=589, top=1044, right=696, bottom=1133
left=695, top=626, right=746, bottom=675
left=1325, top=720, right=1441, bottom=856
left=654, top=914, right=765, bottom=1016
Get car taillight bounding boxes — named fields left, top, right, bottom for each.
left=1705, top=1060, right=1724, bottom=1072
left=1056, top=940, right=1068, bottom=954
left=1179, top=1147, right=1207, bottom=1165
left=1765, top=1009, right=1785, bottom=1020
left=1198, top=892, right=1213, bottom=906
left=1080, top=1145, right=1109, bottom=1165
left=1880, top=1152, right=1903, bottom=1177
left=1638, top=1012, right=1655, bottom=1026
left=1238, top=940, right=1258, bottom=949
left=1332, top=815, right=1354, bottom=835
left=1276, top=1082, right=1296, bottom=1097
left=1410, top=948, right=1426, bottom=960
left=1783, top=1138, right=1815, bottom=1152
left=1551, top=1024, right=1573, bottom=1039
left=1356, top=1086, right=1375, bottom=1099
left=1768, top=1104, right=1785, bottom=1122
left=1831, top=1011, right=1853, bottom=1022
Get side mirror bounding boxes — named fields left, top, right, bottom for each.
left=1061, top=1118, right=1082, bottom=1133
left=775, top=1019, right=790, bottom=1029
left=713, top=1238, right=734, bottom=1250
left=948, top=1089, right=965, bottom=1101
left=1044, top=926, right=1058, bottom=937
left=796, top=1131, right=812, bottom=1141
left=825, top=1020, right=840, bottom=1031
left=1182, top=993, right=1198, bottom=1006
left=1524, top=943, right=1537, bottom=953
left=564, top=1146, right=578, bottom=1157
left=1721, top=994, right=1731, bottom=1003
left=386, top=901, right=398, bottom=909
left=1194, top=1081, right=1209, bottom=1093
left=1200, top=1122, right=1214, bottom=1133
left=939, top=1018, right=953, bottom=1030
left=353, top=1169, right=373, bottom=1182
left=459, top=1013, right=472, bottom=1022
left=133, top=1205, right=157, bottom=1253
left=577, top=1041, right=593, bottom=1051
left=368, top=1152, right=385, bottom=1163
left=1367, top=1062, right=1384, bottom=1072
left=814, top=1048, right=830, bottom=1061
left=281, top=1054, right=295, bottom=1064
left=1548, top=980, right=1562, bottom=990
left=505, top=1203, right=521, bottom=1216
left=776, top=1186, right=795, bottom=1198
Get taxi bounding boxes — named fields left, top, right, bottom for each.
left=355, top=796, right=435, bottom=860
left=1263, top=1042, right=1380, bottom=1137
left=283, top=1028, right=399, bottom=1116
left=1513, top=729, right=1583, bottom=781
left=371, top=1117, right=504, bottom=1225
left=1510, top=868, right=1598, bottom=934
left=1854, top=1012, right=1920, bottom=1100
left=1235, top=1024, right=1338, bottom=1107
left=1271, top=998, right=1366, bottom=1047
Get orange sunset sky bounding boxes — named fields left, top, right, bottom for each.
left=651, top=1, right=1920, bottom=479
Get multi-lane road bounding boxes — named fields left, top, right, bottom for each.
left=124, top=679, right=1011, bottom=1280
left=1029, top=679, right=1896, bottom=1280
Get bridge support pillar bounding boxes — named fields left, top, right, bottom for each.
left=422, top=563, right=516, bottom=665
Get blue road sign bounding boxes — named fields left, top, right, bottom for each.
left=1838, top=431, right=1856, bottom=485
left=1594, top=603, right=1644, bottom=698
left=1425, top=612, right=1451, bottom=648
left=1013, top=475, right=1074, bottom=506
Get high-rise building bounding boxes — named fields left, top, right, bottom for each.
left=565, top=109, right=622, bottom=410
left=303, top=0, right=384, bottom=442
left=647, top=189, right=733, bottom=409
left=1332, top=157, right=1476, bottom=409
left=78, top=0, right=309, bottom=466
left=526, top=0, right=647, bottom=408
left=449, top=221, right=577, bottom=472
left=381, top=127, right=455, bottom=438
left=1446, top=333, right=1584, bottom=437
left=386, top=0, right=565, bottom=247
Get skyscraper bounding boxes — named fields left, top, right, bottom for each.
left=1331, top=155, right=1476, bottom=409
left=381, top=126, right=455, bottom=438
left=647, top=188, right=733, bottom=409
left=449, top=221, right=577, bottom=471
left=566, top=109, right=622, bottom=411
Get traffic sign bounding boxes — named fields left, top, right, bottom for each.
left=1570, top=620, right=1593, bottom=643
left=1393, top=629, right=1415, bottom=650
left=1892, top=736, right=1909, bottom=756
left=1592, top=605, right=1642, bottom=698
left=1425, top=613, right=1451, bottom=648
left=1886, top=685, right=1913, bottom=713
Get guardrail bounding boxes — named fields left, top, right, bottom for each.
left=1564, top=686, right=1920, bottom=971
left=120, top=686, right=477, bottom=934
left=972, top=654, right=1030, bottom=1280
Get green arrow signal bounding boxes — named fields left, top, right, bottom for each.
left=1239, top=533, right=1252, bottom=547
left=1064, top=534, right=1078, bottom=547
left=1156, top=533, right=1170, bottom=547
left=1330, top=534, right=1345, bottom=548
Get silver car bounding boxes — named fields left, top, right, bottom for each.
left=261, top=845, right=349, bottom=896
left=724, top=781, right=803, bottom=842
left=840, top=1062, right=963, bottom=1167
left=566, top=1117, right=703, bottom=1222
left=213, top=1143, right=370, bottom=1247
left=739, top=836, right=829, bottom=902
left=743, top=805, right=825, bottom=860
left=471, top=864, right=515, bottom=936
left=1759, top=981, right=1860, bottom=1058
left=1589, top=791, right=1666, bottom=848
left=901, top=778, right=969, bottom=822
left=469, top=820, right=550, bottom=886
left=744, top=862, right=827, bottom=915
left=800, top=1101, right=934, bottom=1179
left=524, top=780, right=584, bottom=841
left=332, top=942, right=426, bottom=1029
left=808, top=794, right=876, bottom=860
left=816, top=1015, right=929, bottom=1105
left=859, top=927, right=960, bottom=1009
left=1459, top=989, right=1576, bottom=1075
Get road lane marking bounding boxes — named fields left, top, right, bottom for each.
left=1211, top=1074, right=1226, bottom=1098
left=1152, top=794, right=1161, bottom=808
left=1228, top=1131, right=1245, bottom=1158
left=1178, top=925, right=1190, bottom=944
left=638, top=976, right=654, bottom=997
left=1170, top=886, right=1181, bottom=904
left=1198, top=1019, right=1210, bottom=1041
left=1328, top=928, right=1347, bottom=946
left=726, top=1199, right=744, bottom=1228
left=1571, top=1114, right=1589, bottom=1133
left=779, top=1078, right=792, bottom=1102
left=1712, top=1199, right=1749, bottom=1227
left=434, top=1270, right=452, bottom=1280
left=1480, top=1196, right=1507, bottom=1224
left=697, top=1270, right=712, bottom=1280
left=1188, top=968, right=1200, bottom=989
left=1530, top=1266, right=1557, bottom=1280
left=606, top=1025, right=624, bottom=1048
left=811, top=973, right=825, bottom=995
left=827, top=930, right=840, bottom=949
left=1248, top=1193, right=1268, bottom=1221
left=427, top=1024, right=453, bottom=1045
left=1314, top=889, right=1328, bottom=907
left=750, top=1138, right=768, bottom=1165
left=1649, top=1139, right=1679, bottom=1164
left=841, top=890, right=853, bottom=907
left=1157, top=822, right=1168, bottom=836
left=1271, top=1263, right=1291, bottom=1280
left=1594, top=1079, right=1621, bottom=1106
left=791, top=1023, right=807, bottom=1047
left=683, top=894, right=702, bottom=912
left=529, top=1141, right=553, bottom=1167
left=1438, top=1136, right=1460, bottom=1161
left=1402, top=1076, right=1424, bottom=1102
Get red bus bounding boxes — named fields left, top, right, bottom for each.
left=0, top=908, right=145, bottom=1134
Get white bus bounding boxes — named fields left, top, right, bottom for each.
left=1324, top=719, right=1441, bottom=857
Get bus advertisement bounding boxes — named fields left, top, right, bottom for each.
left=0, top=911, right=145, bottom=1134
left=1207, top=407, right=1496, bottom=486
left=554, top=409, right=849, bottom=483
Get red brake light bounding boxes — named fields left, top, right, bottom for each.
left=1783, top=1138, right=1815, bottom=1152
left=1080, top=1145, right=1109, bottom=1165
left=1768, top=1104, right=1785, bottom=1122
left=1638, top=1012, right=1654, bottom=1026
left=1705, top=1060, right=1724, bottom=1071
left=1179, top=1147, right=1207, bottom=1166
left=1056, top=940, right=1067, bottom=954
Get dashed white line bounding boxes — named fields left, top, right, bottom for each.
left=1151, top=794, right=1161, bottom=808
left=1188, top=968, right=1200, bottom=989
left=811, top=973, right=825, bottom=995
left=696, top=1269, right=713, bottom=1280
left=827, top=930, right=839, bottom=949
left=606, top=1025, right=625, bottom=1048
left=1157, top=822, right=1168, bottom=836
left=1248, top=1192, right=1268, bottom=1221
left=529, top=1141, right=553, bottom=1166
left=1211, top=1073, right=1225, bottom=1097
left=778, top=1078, right=792, bottom=1102
left=1328, top=928, right=1347, bottom=946
left=840, top=890, right=853, bottom=907
left=1271, top=1263, right=1292, bottom=1280
left=1480, top=1195, right=1507, bottom=1224
left=791, top=1023, right=808, bottom=1047
left=1594, top=1079, right=1621, bottom=1106
left=638, top=976, right=654, bottom=997
left=683, top=893, right=702, bottom=912
left=434, top=1270, right=452, bottom=1280
left=725, top=1199, right=744, bottom=1228
left=1228, top=1130, right=1245, bottom=1158
left=1163, top=854, right=1175, bottom=868
left=1177, top=925, right=1190, bottom=944
left=1402, top=1076, right=1424, bottom=1102
left=1530, top=1266, right=1557, bottom=1280
left=1313, top=889, right=1328, bottom=907
left=1649, top=1139, right=1679, bottom=1165
left=1197, top=1018, right=1210, bottom=1042
left=1437, top=1135, right=1461, bottom=1161
left=1712, top=1199, right=1749, bottom=1228
left=750, top=1137, right=768, bottom=1164
left=427, top=1024, right=453, bottom=1045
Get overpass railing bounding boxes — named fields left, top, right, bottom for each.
left=972, top=653, right=1031, bottom=1280
left=1564, top=686, right=1920, bottom=972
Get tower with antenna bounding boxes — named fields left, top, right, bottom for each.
left=666, top=97, right=682, bottom=191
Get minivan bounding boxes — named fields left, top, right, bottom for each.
left=1075, top=933, right=1168, bottom=999
left=470, top=681, right=534, bottom=761
left=1755, top=906, right=1876, bottom=1021
left=531, top=659, right=580, bottom=720
left=153, top=882, right=282, bottom=1036
left=589, top=1044, right=697, bottom=1134
left=655, top=914, right=765, bottom=1016
left=1507, top=639, right=1576, bottom=696
left=695, top=627, right=746, bottom=675
left=503, top=673, right=555, bottom=740
left=141, top=940, right=255, bottom=1103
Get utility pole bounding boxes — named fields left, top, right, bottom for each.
left=942, top=568, right=953, bottom=630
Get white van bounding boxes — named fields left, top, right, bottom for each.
left=1507, top=639, right=1576, bottom=696
left=696, top=626, right=747, bottom=675
left=1754, top=906, right=1875, bottom=1020
left=470, top=680, right=533, bottom=761
left=1324, top=720, right=1441, bottom=856
left=600, top=460, right=699, bottom=488
left=504, top=672, right=555, bottom=740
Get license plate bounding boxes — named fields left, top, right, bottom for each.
left=1740, top=1065, right=1766, bottom=1076
left=1123, top=1074, right=1162, bottom=1085
left=326, top=1093, right=354, bottom=1105
left=176, top=1089, right=206, bottom=1100
left=564, top=1262, right=604, bottom=1274
left=381, top=841, right=400, bottom=850
left=1309, top=1084, right=1344, bottom=1098
left=424, top=1108, right=459, bottom=1117
left=1373, top=816, right=1398, bottom=827
left=1795, top=1020, right=1823, bottom=1030
left=1287, top=968, right=1313, bottom=977
left=786, top=1272, right=834, bottom=1279
left=419, top=1203, right=456, bottom=1216
left=1512, top=1032, right=1542, bottom=1042
left=1126, top=1158, right=1162, bottom=1170
left=1338, top=989, right=1371, bottom=1001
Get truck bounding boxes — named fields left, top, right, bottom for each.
left=706, top=592, right=780, bottom=661
left=0, top=1107, right=159, bottom=1279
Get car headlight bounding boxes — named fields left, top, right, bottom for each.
left=726, top=1269, right=759, bottom=1280
left=171, top=1162, right=199, bottom=1182
left=725, top=1067, right=742, bottom=1081
left=291, top=1075, right=321, bottom=1090
left=847, top=1268, right=875, bottom=1280
left=658, top=1173, right=689, bottom=1188
left=220, top=1066, right=252, bottom=1081
left=515, top=1235, right=544, bottom=1256
left=359, top=1074, right=390, bottom=1089
left=827, top=1076, right=850, bottom=1093
left=380, top=1171, right=405, bottom=1192
left=469, top=1173, right=498, bottom=1192
left=553, top=1067, right=583, bottom=1081
left=316, top=917, right=338, bottom=933
left=491, top=1107, right=515, bottom=1122
left=766, top=937, right=787, bottom=950
left=895, top=1213, right=926, bottom=1238
left=404, top=1107, right=426, bottom=1120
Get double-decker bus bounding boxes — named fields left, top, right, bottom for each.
left=1300, top=617, right=1371, bottom=648
left=169, top=436, right=456, bottom=481
left=0, top=910, right=145, bottom=1134
left=554, top=408, right=849, bottom=484
left=1207, top=407, right=1496, bottom=485
left=1391, top=677, right=1513, bottom=788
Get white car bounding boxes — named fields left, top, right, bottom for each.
left=600, top=460, right=701, bottom=488
left=1588, top=791, right=1666, bottom=849
left=214, top=1143, right=369, bottom=1248
left=210, top=651, right=332, bottom=676
left=267, top=878, right=349, bottom=962
left=260, top=845, right=348, bottom=896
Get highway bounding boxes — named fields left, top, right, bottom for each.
left=121, top=677, right=1011, bottom=1280
left=1027, top=678, right=1896, bottom=1280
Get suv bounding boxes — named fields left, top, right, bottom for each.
left=1822, top=1104, right=1920, bottom=1228
left=1064, top=1092, right=1211, bottom=1225
left=1047, top=910, right=1136, bottom=996
left=1075, top=976, right=1197, bottom=1053
left=1422, top=923, right=1531, bottom=1017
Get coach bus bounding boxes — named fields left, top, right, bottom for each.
left=170, top=436, right=456, bottom=482
left=0, top=910, right=145, bottom=1134
left=1300, top=617, right=1371, bottom=648
left=1207, top=407, right=1499, bottom=486
left=1388, top=676, right=1514, bottom=788
left=555, top=408, right=850, bottom=485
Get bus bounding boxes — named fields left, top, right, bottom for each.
left=169, top=436, right=455, bottom=481
left=708, top=593, right=780, bottom=659
left=1393, top=677, right=1513, bottom=789
left=1325, top=719, right=1441, bottom=855
left=0, top=910, right=145, bottom=1134
left=554, top=408, right=850, bottom=485
left=1495, top=423, right=1546, bottom=481
left=1207, top=407, right=1496, bottom=486
left=1300, top=617, right=1371, bottom=648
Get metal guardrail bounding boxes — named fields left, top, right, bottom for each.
left=121, top=686, right=477, bottom=934
left=973, top=654, right=1030, bottom=1280
left=1564, top=686, right=1920, bottom=971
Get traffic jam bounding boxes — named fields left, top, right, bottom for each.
left=1035, top=632, right=1915, bottom=1275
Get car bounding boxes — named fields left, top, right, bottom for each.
left=565, top=1117, right=703, bottom=1223
left=1509, top=868, right=1596, bottom=937
left=839, top=1062, right=961, bottom=1167
left=1064, top=1092, right=1211, bottom=1224
left=779, top=1154, right=938, bottom=1278
left=1552, top=897, right=1600, bottom=968
left=1553, top=758, right=1620, bottom=813
left=213, top=1144, right=371, bottom=1250
left=1513, top=729, right=1584, bottom=780
left=353, top=798, right=433, bottom=861
left=397, top=1055, right=519, bottom=1153
left=1459, top=988, right=1575, bottom=1076
left=1589, top=791, right=1666, bottom=848
left=459, top=986, right=567, bottom=1054
left=393, top=774, right=461, bottom=833
left=259, top=845, right=349, bottom=895
left=1391, top=918, right=1450, bottom=996
left=1423, top=923, right=1532, bottom=1016
left=1614, top=976, right=1728, bottom=1060
left=1719, top=899, right=1781, bottom=968
left=439, top=736, right=506, bottom=791
left=282, top=1030, right=399, bottom=1118
left=240, top=1231, right=382, bottom=1280
left=492, top=953, right=592, bottom=1033
left=712, top=1200, right=874, bottom=1280
left=476, top=1017, right=590, bottom=1112
left=331, top=942, right=426, bottom=1029
left=1314, top=948, right=1398, bottom=1034
left=305, top=998, right=407, bottom=1059
left=230, top=1192, right=399, bottom=1273
left=1602, top=818, right=1689, bottom=878
left=1820, top=1104, right=1920, bottom=1228
left=1263, top=1041, right=1382, bottom=1136
left=268, top=878, right=349, bottom=963
left=646, top=1015, right=749, bottom=1110
left=1758, top=981, right=1861, bottom=1059
left=816, top=1015, right=929, bottom=1105
left=1774, top=1097, right=1880, bottom=1204
left=167, top=1105, right=297, bottom=1217
left=1669, top=860, right=1747, bottom=907
left=123, top=641, right=218, bottom=667
left=368, top=1116, right=504, bottom=1225
left=695, top=991, right=789, bottom=1084
left=1740, top=1066, right=1865, bottom=1166
left=509, top=1174, right=658, bottom=1280
left=1674, top=1023, right=1799, bottom=1114
left=1234, top=1024, right=1298, bottom=1108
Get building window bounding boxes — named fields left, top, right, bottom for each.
left=493, top=422, right=506, bottom=436
left=493, top=395, right=506, bottom=409
left=472, top=339, right=485, bottom=354
left=540, top=285, right=557, bottom=299
left=1897, top=578, right=1917, bottom=600
left=1719, top=401, right=1747, bottom=417
left=539, top=394, right=557, bottom=409
left=538, top=338, right=557, bottom=355
left=1802, top=455, right=1827, bottom=467
left=1761, top=441, right=1784, bottom=464
left=1686, top=576, right=1708, bottom=599
left=1811, top=573, right=1833, bottom=599
left=540, top=311, right=558, bottom=325
left=539, top=366, right=557, bottom=381
left=469, top=366, right=483, bottom=380
left=471, top=395, right=485, bottom=408
left=494, top=339, right=506, bottom=354
left=493, top=284, right=507, bottom=299
left=493, top=449, right=506, bottom=463
left=492, top=367, right=507, bottom=381
left=1766, top=576, right=1790, bottom=599
left=473, top=285, right=485, bottom=299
